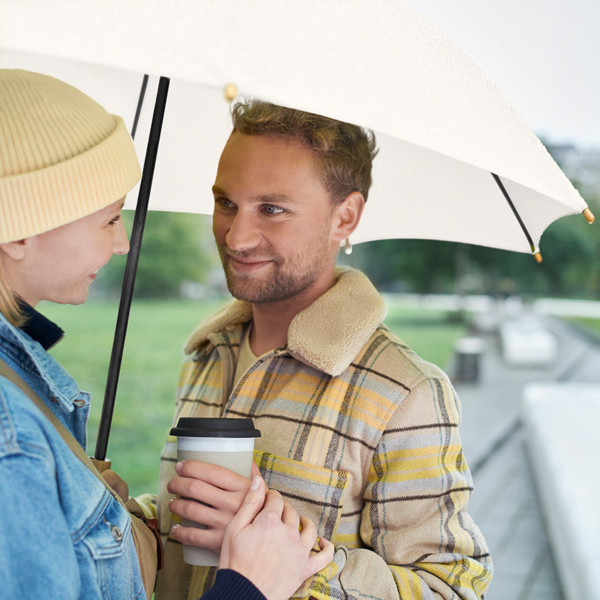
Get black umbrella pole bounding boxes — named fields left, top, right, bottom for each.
left=95, top=76, right=171, bottom=462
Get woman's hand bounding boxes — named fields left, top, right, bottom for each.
left=101, top=469, right=129, bottom=503
left=168, top=460, right=260, bottom=552
left=219, top=475, right=334, bottom=600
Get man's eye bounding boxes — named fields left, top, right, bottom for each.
left=215, top=198, right=235, bottom=209
left=263, top=204, right=285, bottom=215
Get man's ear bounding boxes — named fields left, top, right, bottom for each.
left=0, top=239, right=29, bottom=261
left=331, top=191, right=365, bottom=243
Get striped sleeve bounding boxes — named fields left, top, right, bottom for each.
left=308, top=377, right=493, bottom=600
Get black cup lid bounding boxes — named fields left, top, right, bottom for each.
left=170, top=417, right=261, bottom=438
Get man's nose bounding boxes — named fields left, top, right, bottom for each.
left=225, top=213, right=261, bottom=252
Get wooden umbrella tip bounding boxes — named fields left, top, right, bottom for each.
left=583, top=207, right=595, bottom=224
left=224, top=83, right=238, bottom=102
left=534, top=251, right=543, bottom=264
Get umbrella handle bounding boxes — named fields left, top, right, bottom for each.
left=94, top=76, right=171, bottom=462
left=91, top=458, right=112, bottom=473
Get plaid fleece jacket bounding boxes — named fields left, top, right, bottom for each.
left=155, top=268, right=492, bottom=600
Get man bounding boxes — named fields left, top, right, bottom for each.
left=156, top=100, right=492, bottom=599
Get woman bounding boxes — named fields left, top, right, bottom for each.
left=0, top=69, right=332, bottom=600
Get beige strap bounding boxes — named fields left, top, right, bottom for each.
left=0, top=357, right=160, bottom=595
left=0, top=358, right=112, bottom=491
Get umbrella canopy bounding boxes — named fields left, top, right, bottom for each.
left=0, top=0, right=593, bottom=256
left=1, top=0, right=594, bottom=460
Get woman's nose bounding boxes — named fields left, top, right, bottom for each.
left=113, top=219, right=130, bottom=255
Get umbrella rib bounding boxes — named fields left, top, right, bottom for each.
left=130, top=74, right=149, bottom=140
left=95, top=76, right=171, bottom=462
left=491, top=172, right=535, bottom=253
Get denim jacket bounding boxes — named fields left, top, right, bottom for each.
left=0, top=310, right=146, bottom=599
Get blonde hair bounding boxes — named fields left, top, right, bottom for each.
left=231, top=99, right=378, bottom=204
left=0, top=262, right=24, bottom=327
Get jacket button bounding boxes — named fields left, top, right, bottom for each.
left=110, top=525, right=123, bottom=542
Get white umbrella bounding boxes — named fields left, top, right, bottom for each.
left=1, top=0, right=594, bottom=458
left=1, top=0, right=593, bottom=253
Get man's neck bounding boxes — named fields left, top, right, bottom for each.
left=248, top=271, right=337, bottom=356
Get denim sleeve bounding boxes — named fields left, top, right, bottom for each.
left=0, top=446, right=80, bottom=597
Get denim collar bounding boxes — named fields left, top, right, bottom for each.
left=20, top=303, right=65, bottom=351
left=0, top=309, right=78, bottom=412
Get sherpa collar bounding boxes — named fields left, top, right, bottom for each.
left=184, top=267, right=387, bottom=377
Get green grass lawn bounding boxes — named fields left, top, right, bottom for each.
left=41, top=298, right=467, bottom=497
left=570, top=316, right=600, bottom=337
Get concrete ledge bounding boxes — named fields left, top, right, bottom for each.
left=500, top=320, right=557, bottom=367
left=522, top=383, right=600, bottom=600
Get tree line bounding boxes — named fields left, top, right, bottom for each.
left=96, top=176, right=599, bottom=301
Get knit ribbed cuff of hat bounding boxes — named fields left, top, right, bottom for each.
left=0, top=116, right=141, bottom=243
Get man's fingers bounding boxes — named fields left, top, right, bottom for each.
left=174, top=460, right=251, bottom=491
left=167, top=476, right=233, bottom=514
left=171, top=523, right=221, bottom=552
left=169, top=496, right=223, bottom=528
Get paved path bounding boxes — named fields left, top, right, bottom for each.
left=452, top=311, right=600, bottom=600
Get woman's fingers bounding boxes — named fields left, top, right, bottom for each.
left=305, top=535, right=335, bottom=576
left=281, top=499, right=301, bottom=533
left=227, top=476, right=266, bottom=532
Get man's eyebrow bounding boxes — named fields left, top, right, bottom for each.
left=254, top=194, right=292, bottom=204
left=212, top=186, right=292, bottom=204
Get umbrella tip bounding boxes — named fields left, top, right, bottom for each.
left=534, top=251, right=543, bottom=264
left=583, top=207, right=595, bottom=224
left=224, top=83, right=238, bottom=102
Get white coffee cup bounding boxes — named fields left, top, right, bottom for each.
left=170, top=417, right=261, bottom=566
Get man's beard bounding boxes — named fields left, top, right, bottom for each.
left=218, top=245, right=328, bottom=304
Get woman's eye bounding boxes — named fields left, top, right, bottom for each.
left=108, top=215, right=121, bottom=226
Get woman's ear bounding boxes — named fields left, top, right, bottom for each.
left=331, top=191, right=365, bottom=243
left=0, top=239, right=29, bottom=261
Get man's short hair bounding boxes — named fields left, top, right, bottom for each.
left=231, top=99, right=378, bottom=204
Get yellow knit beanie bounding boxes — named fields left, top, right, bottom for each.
left=0, top=69, right=141, bottom=243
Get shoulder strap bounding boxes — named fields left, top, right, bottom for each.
left=0, top=357, right=162, bottom=593
left=0, top=357, right=118, bottom=498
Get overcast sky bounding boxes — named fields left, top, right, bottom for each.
left=400, top=0, right=599, bottom=149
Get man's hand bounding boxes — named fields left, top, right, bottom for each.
left=219, top=475, right=334, bottom=600
left=168, top=461, right=260, bottom=552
